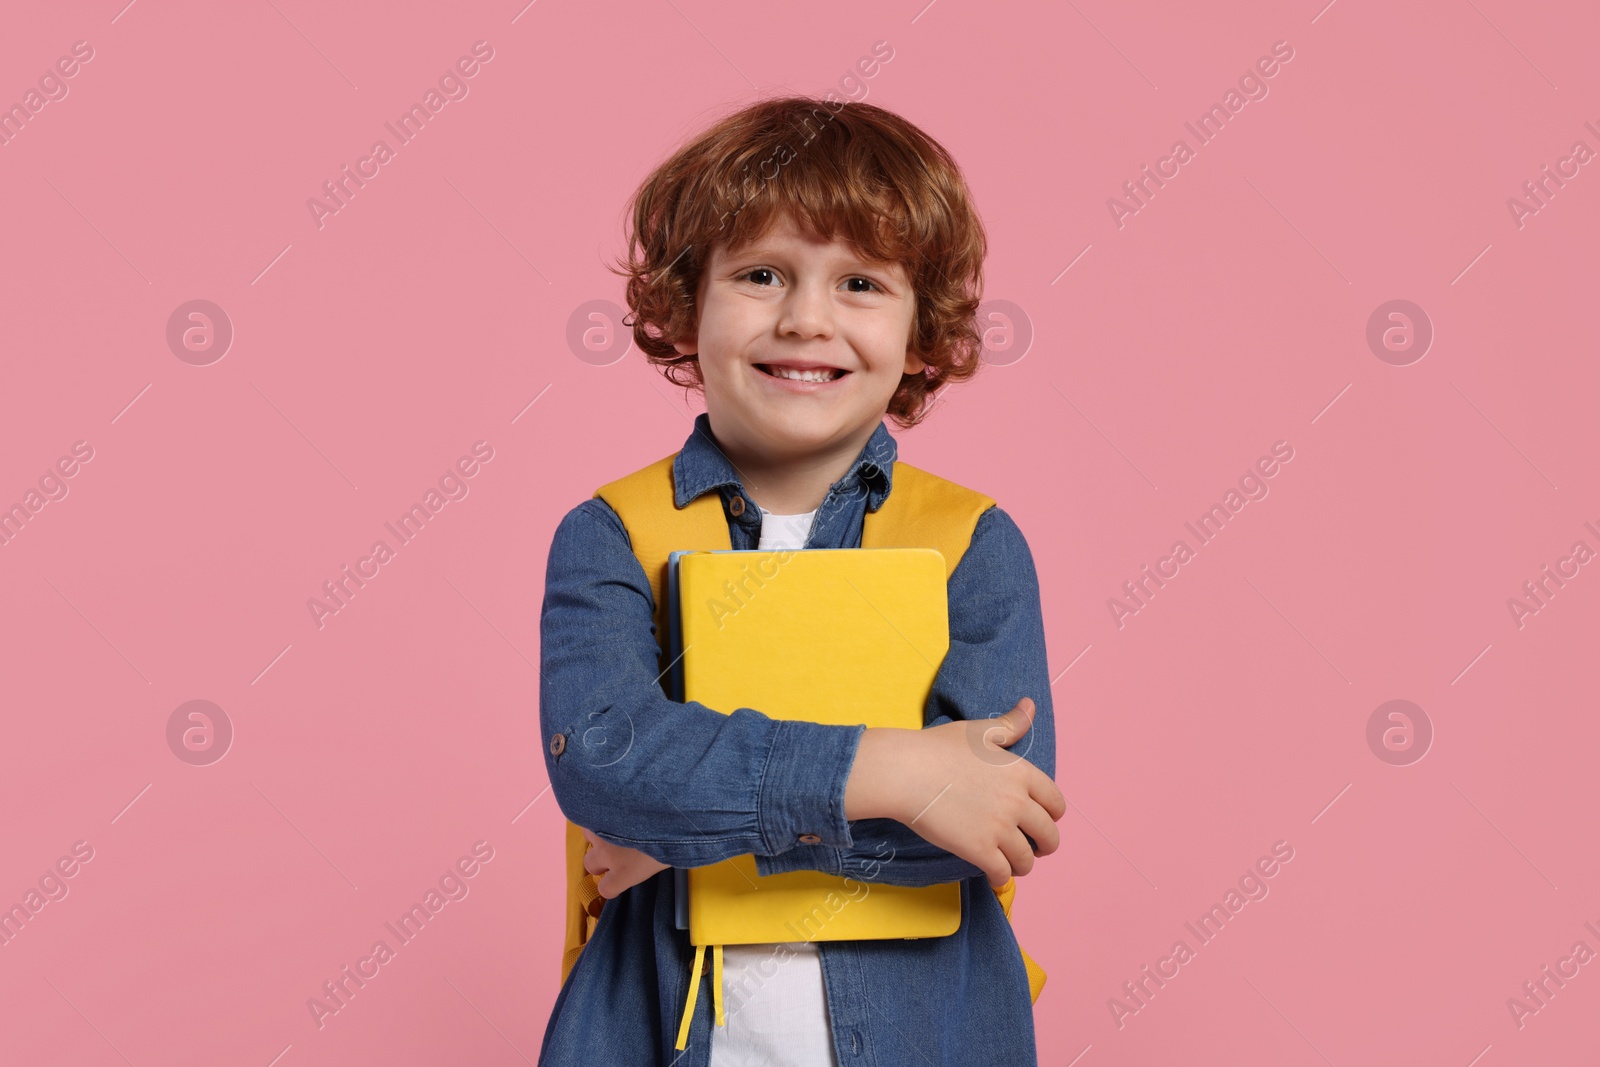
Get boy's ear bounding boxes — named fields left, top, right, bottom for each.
left=672, top=270, right=707, bottom=357
left=903, top=349, right=928, bottom=375
left=671, top=310, right=699, bottom=356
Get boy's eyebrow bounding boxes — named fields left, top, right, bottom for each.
left=720, top=241, right=904, bottom=275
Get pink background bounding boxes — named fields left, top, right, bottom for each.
left=2, top=1, right=1596, bottom=1063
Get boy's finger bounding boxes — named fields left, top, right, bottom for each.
left=987, top=858, right=1012, bottom=891
left=996, top=829, right=1036, bottom=880
left=1029, top=772, right=1067, bottom=821
left=1018, top=804, right=1061, bottom=856
left=997, top=697, right=1035, bottom=746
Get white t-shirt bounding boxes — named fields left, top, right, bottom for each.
left=709, top=504, right=841, bottom=1067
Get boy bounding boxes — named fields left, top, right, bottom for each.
left=538, top=96, right=1064, bottom=1066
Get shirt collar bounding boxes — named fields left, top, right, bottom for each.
left=673, top=412, right=897, bottom=512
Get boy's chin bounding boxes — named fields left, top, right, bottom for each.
left=749, top=408, right=862, bottom=448
left=747, top=422, right=828, bottom=454
left=711, top=397, right=885, bottom=456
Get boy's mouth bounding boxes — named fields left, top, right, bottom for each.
left=755, top=362, right=849, bottom=383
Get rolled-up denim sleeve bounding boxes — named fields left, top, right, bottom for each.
left=541, top=498, right=866, bottom=868
left=752, top=505, right=1058, bottom=886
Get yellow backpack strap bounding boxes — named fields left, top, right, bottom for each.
left=558, top=452, right=730, bottom=989
left=866, top=463, right=1047, bottom=1004
left=559, top=821, right=604, bottom=985
left=594, top=452, right=733, bottom=642
left=861, top=461, right=994, bottom=571
left=993, top=877, right=1049, bottom=1003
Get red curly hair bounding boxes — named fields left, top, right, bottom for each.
left=608, top=95, right=988, bottom=429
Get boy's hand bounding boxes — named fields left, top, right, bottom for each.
left=844, top=698, right=1066, bottom=890
left=580, top=827, right=671, bottom=899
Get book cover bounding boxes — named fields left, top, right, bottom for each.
left=666, top=546, right=962, bottom=946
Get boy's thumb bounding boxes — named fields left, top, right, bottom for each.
left=968, top=698, right=1035, bottom=766
left=999, top=698, right=1035, bottom=746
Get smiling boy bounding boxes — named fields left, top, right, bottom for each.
left=538, top=96, right=1064, bottom=1067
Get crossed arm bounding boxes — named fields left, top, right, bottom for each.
left=542, top=499, right=1063, bottom=898
left=583, top=696, right=1056, bottom=897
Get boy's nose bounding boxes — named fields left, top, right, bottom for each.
left=776, top=285, right=834, bottom=340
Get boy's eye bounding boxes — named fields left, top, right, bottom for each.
left=734, top=270, right=883, bottom=293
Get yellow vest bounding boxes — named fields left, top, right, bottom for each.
left=557, top=452, right=1047, bottom=1005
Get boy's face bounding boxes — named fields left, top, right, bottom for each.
left=672, top=211, right=927, bottom=469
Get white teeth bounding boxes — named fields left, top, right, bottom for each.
left=765, top=365, right=838, bottom=382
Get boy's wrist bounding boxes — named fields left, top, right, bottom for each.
left=843, top=726, right=917, bottom=822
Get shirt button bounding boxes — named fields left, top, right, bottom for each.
left=549, top=733, right=566, bottom=756
left=728, top=494, right=746, bottom=517
left=798, top=833, right=821, bottom=844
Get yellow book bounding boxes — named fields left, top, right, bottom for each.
left=666, top=546, right=964, bottom=947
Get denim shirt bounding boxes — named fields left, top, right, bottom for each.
left=538, top=413, right=1057, bottom=1067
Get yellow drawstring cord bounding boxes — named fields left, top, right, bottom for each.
left=674, top=944, right=705, bottom=1050
left=674, top=943, right=727, bottom=1050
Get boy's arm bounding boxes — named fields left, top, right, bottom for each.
left=752, top=505, right=1059, bottom=887
left=541, top=498, right=869, bottom=868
